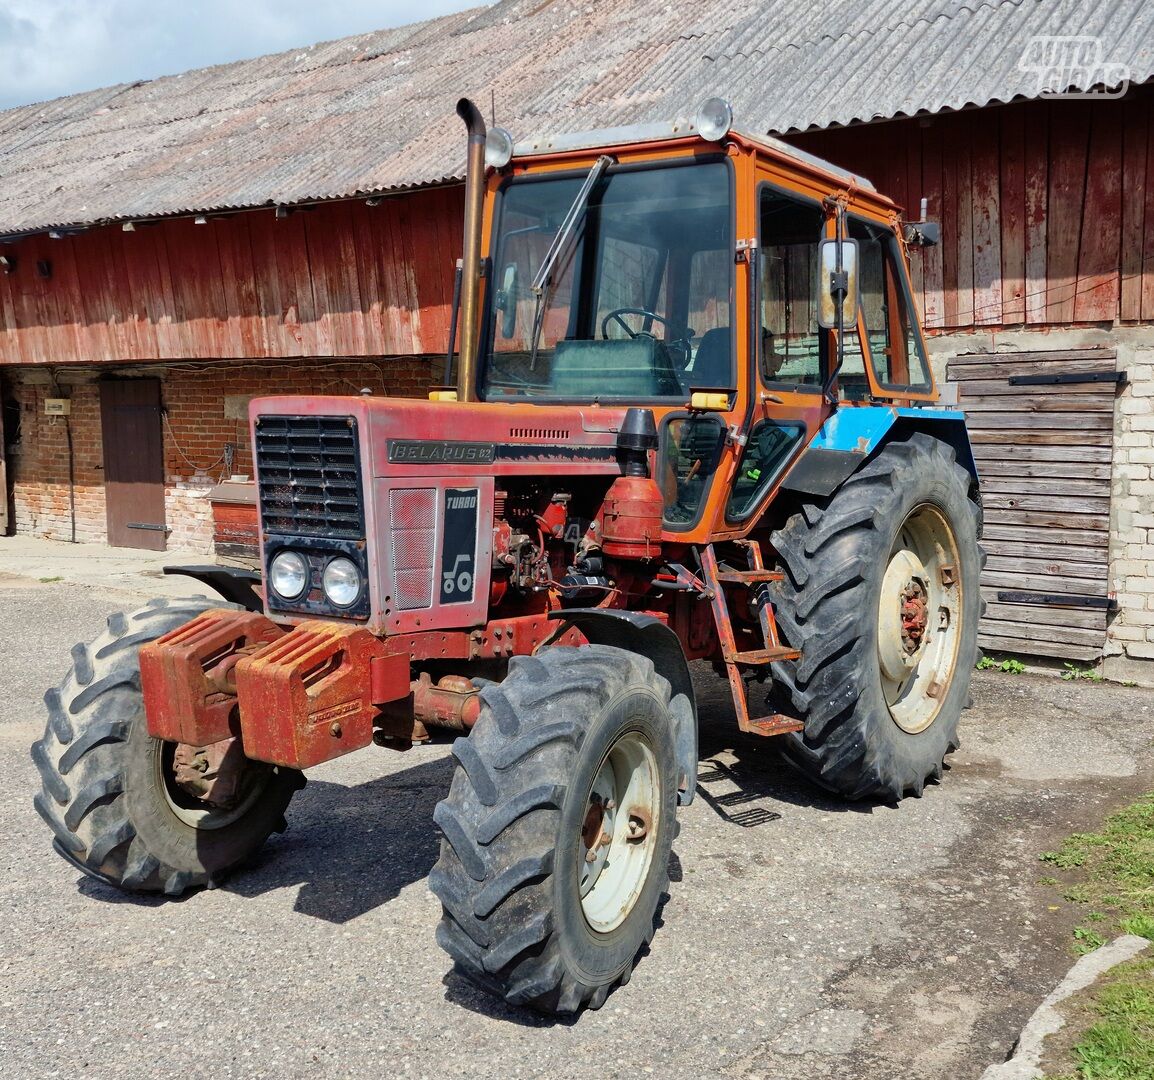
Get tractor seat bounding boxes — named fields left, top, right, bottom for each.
left=688, top=327, right=732, bottom=389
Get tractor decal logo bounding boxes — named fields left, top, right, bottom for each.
left=440, top=487, right=478, bottom=605
left=388, top=440, right=495, bottom=464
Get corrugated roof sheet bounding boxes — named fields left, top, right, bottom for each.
left=0, top=0, right=1150, bottom=233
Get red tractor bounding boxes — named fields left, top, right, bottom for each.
left=33, top=98, right=981, bottom=1014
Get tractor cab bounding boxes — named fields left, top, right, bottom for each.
left=466, top=98, right=942, bottom=543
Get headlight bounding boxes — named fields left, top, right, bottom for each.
left=269, top=550, right=309, bottom=601
left=322, top=557, right=362, bottom=607
left=485, top=126, right=515, bottom=169
left=696, top=96, right=733, bottom=142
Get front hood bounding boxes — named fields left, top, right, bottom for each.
left=249, top=395, right=629, bottom=479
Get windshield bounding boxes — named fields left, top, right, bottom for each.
left=481, top=161, right=734, bottom=401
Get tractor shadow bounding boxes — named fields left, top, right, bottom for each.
left=228, top=755, right=456, bottom=922
left=78, top=753, right=455, bottom=924
left=689, top=665, right=933, bottom=824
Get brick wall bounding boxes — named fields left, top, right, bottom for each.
left=4, top=356, right=437, bottom=552
left=925, top=327, right=1154, bottom=680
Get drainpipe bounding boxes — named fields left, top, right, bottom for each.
left=455, top=98, right=486, bottom=403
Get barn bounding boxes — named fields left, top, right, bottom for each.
left=0, top=0, right=1151, bottom=679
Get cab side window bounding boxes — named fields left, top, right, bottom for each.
left=849, top=218, right=931, bottom=392
left=758, top=189, right=825, bottom=389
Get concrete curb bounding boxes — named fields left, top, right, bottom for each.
left=981, top=934, right=1151, bottom=1079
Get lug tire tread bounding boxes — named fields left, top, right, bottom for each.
left=32, top=597, right=300, bottom=894
left=768, top=433, right=983, bottom=801
left=430, top=645, right=675, bottom=1015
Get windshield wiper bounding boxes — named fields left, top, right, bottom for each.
left=527, top=154, right=614, bottom=369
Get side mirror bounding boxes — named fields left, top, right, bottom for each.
left=816, top=238, right=859, bottom=329
left=904, top=220, right=940, bottom=247
left=497, top=263, right=518, bottom=338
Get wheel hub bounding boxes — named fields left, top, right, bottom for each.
left=173, top=737, right=250, bottom=810
left=578, top=731, right=661, bottom=934
left=900, top=580, right=929, bottom=655
left=878, top=549, right=931, bottom=681
left=161, top=737, right=271, bottom=830
left=876, top=503, right=964, bottom=735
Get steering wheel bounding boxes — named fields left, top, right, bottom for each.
left=600, top=306, right=672, bottom=341
left=600, top=307, right=692, bottom=374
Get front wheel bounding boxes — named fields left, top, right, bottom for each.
left=430, top=645, right=679, bottom=1014
left=32, top=598, right=304, bottom=896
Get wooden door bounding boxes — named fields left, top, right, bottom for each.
left=947, top=348, right=1120, bottom=660
left=99, top=379, right=167, bottom=550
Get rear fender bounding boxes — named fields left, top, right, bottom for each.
left=547, top=609, right=698, bottom=806
left=780, top=406, right=977, bottom=498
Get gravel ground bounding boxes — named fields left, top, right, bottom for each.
left=2, top=572, right=1153, bottom=1080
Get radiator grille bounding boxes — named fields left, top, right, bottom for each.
left=389, top=488, right=436, bottom=610
left=255, top=415, right=364, bottom=539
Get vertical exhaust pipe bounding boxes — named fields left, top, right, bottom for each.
left=456, top=98, right=486, bottom=402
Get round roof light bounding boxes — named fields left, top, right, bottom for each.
left=696, top=97, right=733, bottom=142
left=485, top=126, right=515, bottom=168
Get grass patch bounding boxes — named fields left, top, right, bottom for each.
left=37, top=575, right=63, bottom=583
left=1041, top=793, right=1154, bottom=1079
left=1047, top=959, right=1154, bottom=1080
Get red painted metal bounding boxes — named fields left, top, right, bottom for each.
left=140, top=608, right=284, bottom=746
left=410, top=672, right=482, bottom=730
left=699, top=544, right=802, bottom=738
left=598, top=475, right=665, bottom=559
left=234, top=622, right=408, bottom=769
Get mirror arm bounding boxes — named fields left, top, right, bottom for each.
left=823, top=208, right=848, bottom=405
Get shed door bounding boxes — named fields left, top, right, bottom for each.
left=947, top=348, right=1120, bottom=660
left=99, top=379, right=167, bottom=551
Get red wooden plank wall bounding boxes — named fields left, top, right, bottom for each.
left=790, top=87, right=1154, bottom=331
left=0, top=185, right=463, bottom=365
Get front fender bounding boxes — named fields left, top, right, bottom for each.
left=547, top=609, right=698, bottom=806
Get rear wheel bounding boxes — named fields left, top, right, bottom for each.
left=768, top=433, right=982, bottom=801
left=430, top=645, right=679, bottom=1014
left=31, top=597, right=303, bottom=895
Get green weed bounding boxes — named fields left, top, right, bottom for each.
left=976, top=655, right=1027, bottom=674
left=1062, top=663, right=1104, bottom=682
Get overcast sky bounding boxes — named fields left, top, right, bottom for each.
left=0, top=0, right=487, bottom=111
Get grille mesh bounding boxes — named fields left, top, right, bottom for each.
left=255, top=415, right=364, bottom=539
left=389, top=488, right=436, bottom=610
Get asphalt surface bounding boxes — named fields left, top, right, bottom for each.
left=2, top=571, right=1153, bottom=1079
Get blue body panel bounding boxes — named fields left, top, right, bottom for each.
left=810, top=405, right=977, bottom=478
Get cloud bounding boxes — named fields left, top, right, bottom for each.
left=0, top=0, right=486, bottom=111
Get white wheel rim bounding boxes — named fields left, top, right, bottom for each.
left=578, top=730, right=661, bottom=934
left=876, top=503, right=963, bottom=735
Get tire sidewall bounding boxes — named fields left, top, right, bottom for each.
left=855, top=455, right=982, bottom=770
left=551, top=685, right=678, bottom=986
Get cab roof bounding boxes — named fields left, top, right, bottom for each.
left=511, top=118, right=878, bottom=197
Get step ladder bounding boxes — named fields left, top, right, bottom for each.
left=699, top=542, right=805, bottom=738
